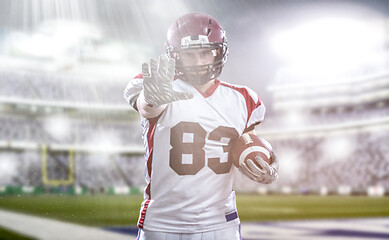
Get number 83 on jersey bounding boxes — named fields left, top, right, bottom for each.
left=169, top=121, right=239, bottom=176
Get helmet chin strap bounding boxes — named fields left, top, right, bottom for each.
left=179, top=62, right=223, bottom=85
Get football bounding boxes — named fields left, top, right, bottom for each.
left=231, top=133, right=273, bottom=168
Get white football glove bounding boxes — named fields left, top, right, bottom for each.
left=239, top=151, right=279, bottom=184
left=142, top=55, right=193, bottom=107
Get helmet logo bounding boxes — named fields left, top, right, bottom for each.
left=181, top=35, right=209, bottom=48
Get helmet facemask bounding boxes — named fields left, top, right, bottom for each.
left=167, top=42, right=228, bottom=85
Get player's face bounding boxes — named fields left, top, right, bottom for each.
left=178, top=48, right=217, bottom=83
left=179, top=48, right=216, bottom=68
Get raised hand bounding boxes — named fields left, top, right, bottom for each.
left=142, top=55, right=193, bottom=107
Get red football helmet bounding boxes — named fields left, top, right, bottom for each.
left=166, top=13, right=228, bottom=85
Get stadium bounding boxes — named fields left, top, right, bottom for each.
left=0, top=0, right=389, bottom=239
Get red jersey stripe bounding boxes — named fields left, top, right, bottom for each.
left=134, top=73, right=143, bottom=79
left=195, top=79, right=221, bottom=98
left=137, top=199, right=151, bottom=228
left=137, top=117, right=158, bottom=229
left=220, top=82, right=262, bottom=130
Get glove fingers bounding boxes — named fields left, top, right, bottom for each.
left=240, top=163, right=260, bottom=181
left=142, top=63, right=150, bottom=77
left=247, top=159, right=266, bottom=174
left=150, top=58, right=158, bottom=76
left=167, top=58, right=176, bottom=79
left=241, top=162, right=277, bottom=184
left=158, top=55, right=168, bottom=76
left=239, top=157, right=278, bottom=184
left=270, top=151, right=279, bottom=171
left=142, top=54, right=191, bottom=106
left=173, top=91, right=193, bottom=101
left=254, top=156, right=272, bottom=173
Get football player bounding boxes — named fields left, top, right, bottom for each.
left=124, top=12, right=278, bottom=240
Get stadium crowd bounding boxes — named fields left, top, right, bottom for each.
left=0, top=70, right=126, bottom=104
left=0, top=70, right=388, bottom=195
left=0, top=114, right=142, bottom=145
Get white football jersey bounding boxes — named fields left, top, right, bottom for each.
left=124, top=76, right=265, bottom=233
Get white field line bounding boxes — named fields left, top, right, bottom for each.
left=0, top=208, right=135, bottom=240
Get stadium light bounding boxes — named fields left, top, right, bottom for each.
left=89, top=131, right=122, bottom=153
left=277, top=148, right=301, bottom=182
left=43, top=114, right=70, bottom=141
left=0, top=153, right=18, bottom=185
left=13, top=20, right=101, bottom=58
left=320, top=135, right=355, bottom=163
left=15, top=33, right=55, bottom=57
left=98, top=43, right=128, bottom=62
left=272, top=17, right=385, bottom=78
left=281, top=109, right=307, bottom=128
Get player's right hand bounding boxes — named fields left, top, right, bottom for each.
left=239, top=152, right=279, bottom=184
left=142, top=54, right=193, bottom=107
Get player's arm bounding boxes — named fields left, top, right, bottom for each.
left=137, top=55, right=193, bottom=119
left=136, top=90, right=167, bottom=119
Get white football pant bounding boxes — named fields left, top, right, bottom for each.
left=136, top=224, right=241, bottom=240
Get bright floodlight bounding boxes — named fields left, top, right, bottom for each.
left=272, top=18, right=385, bottom=75
left=281, top=109, right=307, bottom=128
left=43, top=114, right=70, bottom=141
left=0, top=154, right=18, bottom=185
left=277, top=148, right=301, bottom=182
left=89, top=131, right=121, bottom=153
left=14, top=20, right=101, bottom=58
left=320, top=135, right=355, bottom=163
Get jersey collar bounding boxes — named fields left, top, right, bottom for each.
left=195, top=79, right=221, bottom=98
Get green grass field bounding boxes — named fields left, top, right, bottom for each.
left=1, top=194, right=389, bottom=227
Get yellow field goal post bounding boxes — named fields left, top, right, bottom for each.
left=41, top=145, right=74, bottom=186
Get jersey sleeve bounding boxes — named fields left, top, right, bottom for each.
left=244, top=87, right=266, bottom=132
left=124, top=73, right=143, bottom=111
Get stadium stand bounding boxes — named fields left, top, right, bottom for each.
left=251, top=70, right=389, bottom=195
left=0, top=69, right=145, bottom=193
left=0, top=67, right=388, bottom=196
left=0, top=70, right=125, bottom=104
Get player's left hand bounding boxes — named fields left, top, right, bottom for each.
left=239, top=151, right=279, bottom=184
